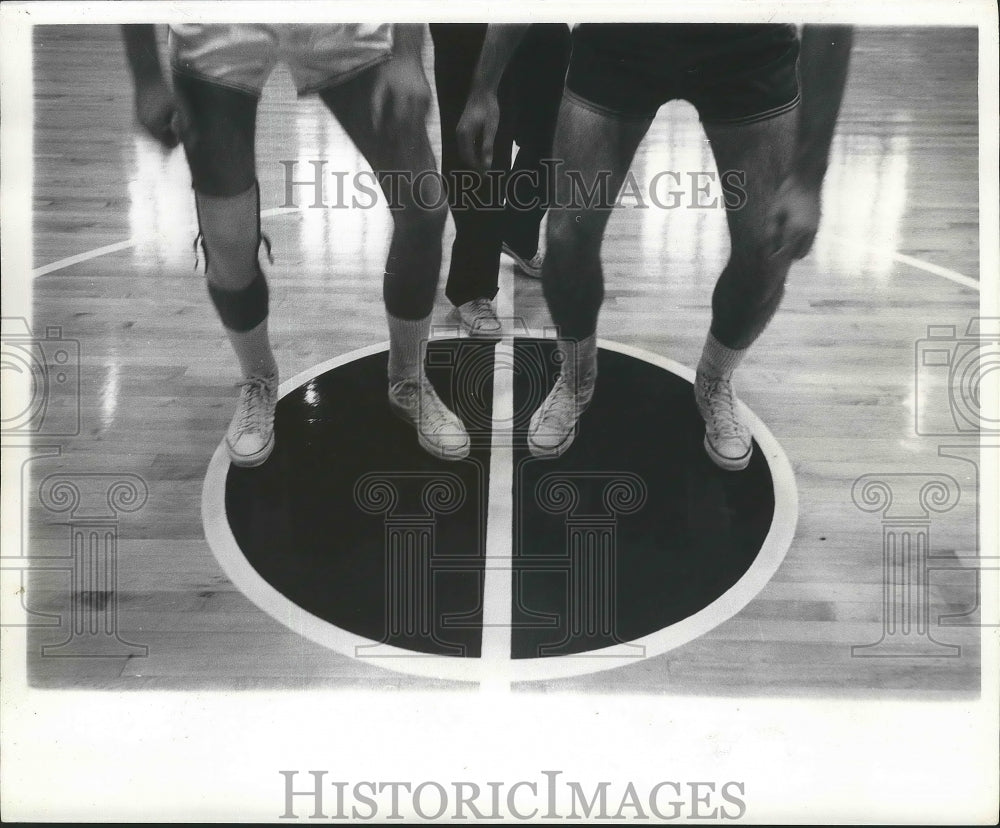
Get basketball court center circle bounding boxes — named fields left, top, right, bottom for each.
left=202, top=337, right=798, bottom=683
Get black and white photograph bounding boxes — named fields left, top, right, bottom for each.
left=2, top=0, right=997, bottom=822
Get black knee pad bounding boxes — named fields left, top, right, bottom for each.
left=207, top=266, right=269, bottom=332
left=382, top=267, right=437, bottom=321
left=544, top=269, right=603, bottom=341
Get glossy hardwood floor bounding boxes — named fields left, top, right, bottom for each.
left=21, top=25, right=983, bottom=693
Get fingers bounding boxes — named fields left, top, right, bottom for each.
left=457, top=93, right=499, bottom=171
left=790, top=228, right=817, bottom=260
left=767, top=195, right=821, bottom=260
left=371, top=79, right=389, bottom=132
left=456, top=117, right=481, bottom=170
left=372, top=76, right=430, bottom=135
left=168, top=99, right=196, bottom=149
left=145, top=105, right=180, bottom=149
left=769, top=218, right=817, bottom=261
left=398, top=88, right=429, bottom=130
left=155, top=107, right=180, bottom=148
left=767, top=208, right=788, bottom=258
left=481, top=113, right=497, bottom=171
left=154, top=121, right=179, bottom=148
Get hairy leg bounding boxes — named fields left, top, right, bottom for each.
left=319, top=63, right=448, bottom=322
left=703, top=109, right=797, bottom=350
left=543, top=96, right=650, bottom=341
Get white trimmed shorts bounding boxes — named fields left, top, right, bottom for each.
left=169, top=24, right=394, bottom=97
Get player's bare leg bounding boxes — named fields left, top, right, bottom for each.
left=174, top=74, right=279, bottom=467
left=319, top=48, right=469, bottom=460
left=528, top=96, right=651, bottom=457
left=695, top=110, right=796, bottom=471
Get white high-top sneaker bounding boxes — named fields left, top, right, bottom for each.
left=694, top=370, right=753, bottom=471
left=226, top=372, right=279, bottom=467
left=388, top=374, right=471, bottom=460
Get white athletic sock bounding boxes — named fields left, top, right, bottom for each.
left=386, top=312, right=430, bottom=384
left=227, top=318, right=278, bottom=379
left=698, top=331, right=746, bottom=380
left=559, top=333, right=598, bottom=390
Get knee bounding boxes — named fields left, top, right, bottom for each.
left=546, top=208, right=601, bottom=262
left=729, top=235, right=791, bottom=295
left=393, top=190, right=448, bottom=241
left=195, top=186, right=261, bottom=289
left=381, top=77, right=432, bottom=129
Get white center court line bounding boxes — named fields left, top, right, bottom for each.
left=199, top=326, right=799, bottom=683
left=479, top=263, right=515, bottom=691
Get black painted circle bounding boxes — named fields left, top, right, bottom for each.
left=224, top=339, right=775, bottom=661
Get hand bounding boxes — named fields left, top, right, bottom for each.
left=371, top=55, right=432, bottom=132
left=133, top=78, right=185, bottom=149
left=456, top=90, right=500, bottom=171
left=766, top=174, right=822, bottom=260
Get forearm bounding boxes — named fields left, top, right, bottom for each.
left=793, top=25, right=853, bottom=187
left=392, top=23, right=426, bottom=63
left=121, top=24, right=166, bottom=85
left=469, top=24, right=530, bottom=95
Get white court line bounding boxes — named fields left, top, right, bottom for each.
left=31, top=239, right=139, bottom=278
left=828, top=234, right=981, bottom=291
left=201, top=334, right=799, bottom=683
left=32, top=223, right=981, bottom=293
left=29, top=206, right=300, bottom=279
left=478, top=263, right=515, bottom=692
left=891, top=252, right=981, bottom=291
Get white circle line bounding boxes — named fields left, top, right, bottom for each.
left=201, top=338, right=799, bottom=684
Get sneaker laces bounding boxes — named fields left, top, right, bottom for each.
left=232, top=375, right=275, bottom=438
left=392, top=377, right=456, bottom=434
left=465, top=298, right=499, bottom=328
left=469, top=297, right=494, bottom=316
left=698, top=375, right=746, bottom=439
left=536, top=374, right=580, bottom=429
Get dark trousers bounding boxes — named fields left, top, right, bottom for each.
left=430, top=24, right=571, bottom=306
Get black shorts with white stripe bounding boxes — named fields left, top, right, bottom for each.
left=565, top=23, right=801, bottom=125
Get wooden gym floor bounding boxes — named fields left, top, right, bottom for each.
left=18, top=24, right=984, bottom=694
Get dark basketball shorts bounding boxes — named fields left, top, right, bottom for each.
left=565, top=23, right=801, bottom=125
